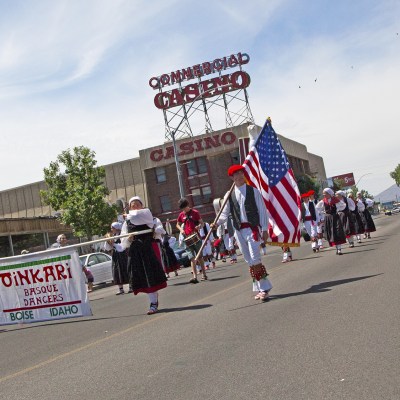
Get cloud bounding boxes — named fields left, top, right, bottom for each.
left=0, top=0, right=399, bottom=196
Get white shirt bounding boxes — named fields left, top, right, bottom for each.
left=115, top=208, right=155, bottom=251
left=335, top=199, right=346, bottom=212
left=153, top=217, right=166, bottom=240
left=347, top=197, right=356, bottom=211
left=356, top=199, right=365, bottom=212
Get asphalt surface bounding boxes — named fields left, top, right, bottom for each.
left=1, top=213, right=399, bottom=400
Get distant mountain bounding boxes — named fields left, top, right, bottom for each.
left=374, top=184, right=400, bottom=203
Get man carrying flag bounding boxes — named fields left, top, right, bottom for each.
left=243, top=118, right=301, bottom=247
left=211, top=118, right=301, bottom=301
left=212, top=164, right=272, bottom=301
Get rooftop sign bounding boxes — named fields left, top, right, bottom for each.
left=149, top=53, right=251, bottom=110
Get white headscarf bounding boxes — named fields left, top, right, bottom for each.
left=129, top=196, right=143, bottom=205
left=335, top=190, right=346, bottom=198
left=323, top=188, right=334, bottom=197
left=111, top=222, right=122, bottom=230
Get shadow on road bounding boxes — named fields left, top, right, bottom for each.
left=159, top=304, right=212, bottom=313
left=339, top=248, right=377, bottom=255
left=268, top=273, right=383, bottom=301
left=228, top=273, right=383, bottom=312
left=171, top=275, right=240, bottom=286
left=292, top=256, right=323, bottom=261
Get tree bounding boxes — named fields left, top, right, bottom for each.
left=295, top=174, right=320, bottom=196
left=347, top=186, right=373, bottom=200
left=41, top=146, right=117, bottom=239
left=390, top=164, right=400, bottom=186
left=332, top=178, right=345, bottom=192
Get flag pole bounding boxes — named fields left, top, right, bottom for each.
left=194, top=182, right=235, bottom=262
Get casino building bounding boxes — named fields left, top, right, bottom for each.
left=0, top=123, right=326, bottom=256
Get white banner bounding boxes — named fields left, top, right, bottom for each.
left=0, top=248, right=92, bottom=325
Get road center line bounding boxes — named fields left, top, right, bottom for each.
left=0, top=279, right=247, bottom=384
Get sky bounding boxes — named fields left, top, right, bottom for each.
left=0, top=0, right=399, bottom=197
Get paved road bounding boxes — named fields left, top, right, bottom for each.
left=1, top=214, right=399, bottom=400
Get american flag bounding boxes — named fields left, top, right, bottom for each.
left=243, top=118, right=301, bottom=246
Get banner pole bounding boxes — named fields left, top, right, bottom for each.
left=194, top=182, right=235, bottom=262
left=1, top=229, right=154, bottom=261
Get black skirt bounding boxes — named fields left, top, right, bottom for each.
left=362, top=208, right=376, bottom=233
left=112, top=249, right=129, bottom=285
left=127, top=233, right=167, bottom=295
left=324, top=213, right=347, bottom=246
left=338, top=210, right=356, bottom=237
left=351, top=210, right=365, bottom=234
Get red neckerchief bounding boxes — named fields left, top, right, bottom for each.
left=323, top=197, right=339, bottom=205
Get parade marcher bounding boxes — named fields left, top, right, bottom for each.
left=260, top=242, right=267, bottom=256
left=199, top=221, right=216, bottom=270
left=152, top=216, right=169, bottom=278
left=212, top=236, right=223, bottom=261
left=281, top=246, right=292, bottom=263
left=357, top=192, right=376, bottom=239
left=161, top=234, right=180, bottom=277
left=309, top=190, right=324, bottom=248
left=217, top=218, right=238, bottom=264
left=176, top=198, right=208, bottom=283
left=213, top=165, right=272, bottom=301
left=83, top=265, right=94, bottom=293
left=104, top=222, right=130, bottom=295
left=322, top=188, right=347, bottom=255
left=335, top=190, right=357, bottom=248
left=113, top=196, right=167, bottom=315
left=348, top=192, right=365, bottom=243
left=301, top=191, right=320, bottom=253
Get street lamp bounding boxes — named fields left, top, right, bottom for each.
left=170, top=84, right=234, bottom=198
left=355, top=173, right=372, bottom=187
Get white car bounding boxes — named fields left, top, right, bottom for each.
left=79, top=252, right=113, bottom=286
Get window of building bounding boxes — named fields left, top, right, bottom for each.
left=190, top=186, right=212, bottom=206
left=155, top=167, right=167, bottom=183
left=230, top=149, right=240, bottom=164
left=160, top=195, right=172, bottom=212
left=186, top=157, right=208, bottom=176
left=185, top=157, right=212, bottom=206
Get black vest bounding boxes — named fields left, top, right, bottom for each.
left=301, top=201, right=317, bottom=221
left=229, top=185, right=260, bottom=230
left=324, top=201, right=337, bottom=215
left=342, top=197, right=349, bottom=212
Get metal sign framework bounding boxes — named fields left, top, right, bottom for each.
left=160, top=68, right=254, bottom=142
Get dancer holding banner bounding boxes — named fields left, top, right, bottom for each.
left=113, top=196, right=167, bottom=315
left=212, top=165, right=272, bottom=301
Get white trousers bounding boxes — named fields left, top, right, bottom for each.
left=234, top=227, right=272, bottom=292
left=223, top=234, right=234, bottom=251
left=304, top=220, right=318, bottom=237
left=304, top=220, right=319, bottom=249
left=202, top=241, right=212, bottom=256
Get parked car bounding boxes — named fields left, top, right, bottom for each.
left=172, top=242, right=191, bottom=268
left=392, top=207, right=400, bottom=214
left=79, top=252, right=113, bottom=285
